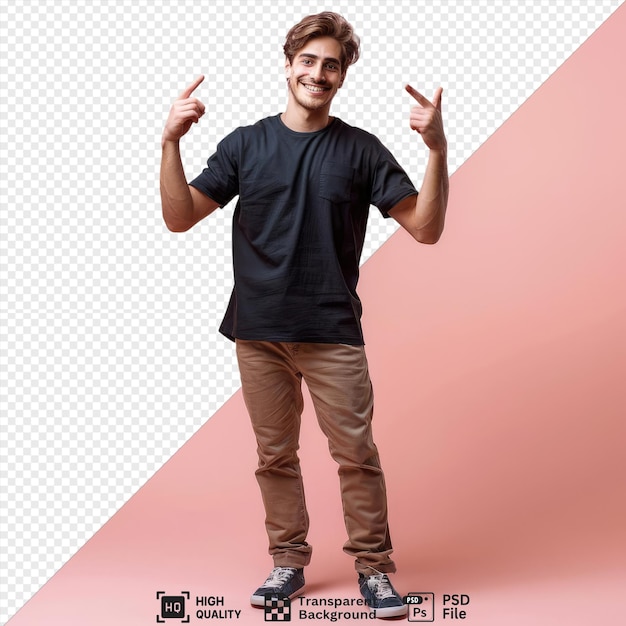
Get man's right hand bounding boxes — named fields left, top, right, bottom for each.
left=162, top=75, right=206, bottom=146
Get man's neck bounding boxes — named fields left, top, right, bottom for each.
left=280, top=106, right=332, bottom=133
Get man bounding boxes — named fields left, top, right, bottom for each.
left=160, top=12, right=448, bottom=619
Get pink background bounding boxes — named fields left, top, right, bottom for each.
left=8, top=4, right=625, bottom=625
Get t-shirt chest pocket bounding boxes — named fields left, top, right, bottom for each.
left=319, top=161, right=356, bottom=204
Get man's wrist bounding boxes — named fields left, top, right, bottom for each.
left=161, top=136, right=181, bottom=150
left=430, top=141, right=447, bottom=154
left=427, top=144, right=448, bottom=161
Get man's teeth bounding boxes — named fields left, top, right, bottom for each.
left=303, top=84, right=326, bottom=92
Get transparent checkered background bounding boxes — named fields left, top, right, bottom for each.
left=1, top=0, right=623, bottom=622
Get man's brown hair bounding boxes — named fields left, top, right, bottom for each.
left=283, top=12, right=360, bottom=76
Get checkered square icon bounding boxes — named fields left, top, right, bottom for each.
left=264, top=592, right=291, bottom=621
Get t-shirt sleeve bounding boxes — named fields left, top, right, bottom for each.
left=189, top=130, right=241, bottom=208
left=370, top=140, right=418, bottom=218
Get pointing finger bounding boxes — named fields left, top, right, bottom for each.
left=180, top=75, right=205, bottom=99
left=405, top=84, right=430, bottom=107
left=432, top=87, right=443, bottom=112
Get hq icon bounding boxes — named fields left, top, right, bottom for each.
left=156, top=591, right=190, bottom=623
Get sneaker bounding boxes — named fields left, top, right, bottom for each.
left=358, top=571, right=407, bottom=619
left=250, top=567, right=305, bottom=607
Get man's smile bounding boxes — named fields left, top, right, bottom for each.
left=301, top=82, right=331, bottom=93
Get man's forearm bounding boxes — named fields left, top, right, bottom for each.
left=160, top=140, right=195, bottom=232
left=413, top=147, right=449, bottom=244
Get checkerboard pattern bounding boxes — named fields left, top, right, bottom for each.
left=264, top=593, right=292, bottom=621
left=2, top=0, right=623, bottom=622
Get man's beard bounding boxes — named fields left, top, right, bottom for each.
left=287, top=77, right=332, bottom=111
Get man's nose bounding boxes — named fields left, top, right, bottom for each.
left=310, top=63, right=325, bottom=82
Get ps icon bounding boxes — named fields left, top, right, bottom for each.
left=404, top=592, right=435, bottom=622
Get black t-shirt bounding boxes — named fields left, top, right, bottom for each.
left=190, top=114, right=417, bottom=345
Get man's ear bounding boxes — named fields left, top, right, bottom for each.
left=284, top=57, right=292, bottom=80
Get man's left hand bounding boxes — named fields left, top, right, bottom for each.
left=405, top=84, right=447, bottom=151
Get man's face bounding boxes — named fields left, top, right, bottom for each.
left=285, top=36, right=345, bottom=114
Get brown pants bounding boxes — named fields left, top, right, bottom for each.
left=236, top=339, right=395, bottom=575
